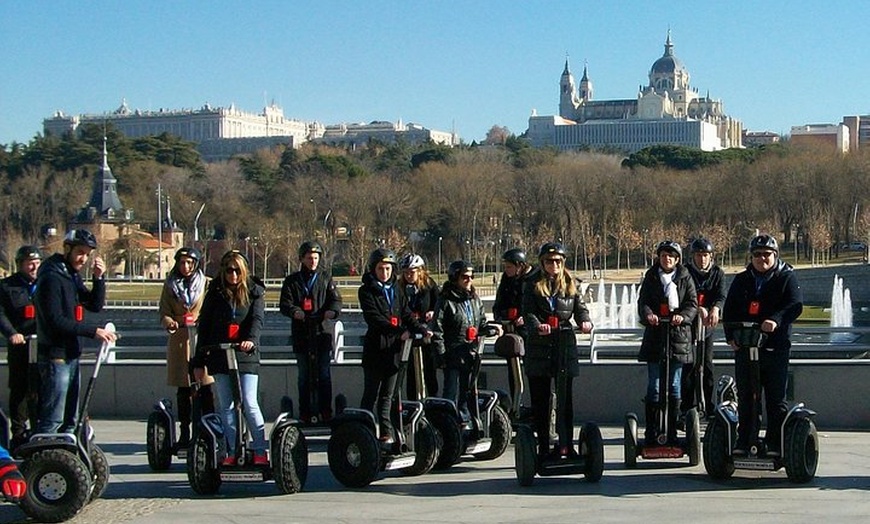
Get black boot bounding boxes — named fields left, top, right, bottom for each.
left=667, top=398, right=680, bottom=445
left=177, top=387, right=192, bottom=447
left=644, top=400, right=657, bottom=444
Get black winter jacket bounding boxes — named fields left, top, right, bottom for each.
left=493, top=266, right=539, bottom=337
left=34, top=253, right=106, bottom=360
left=358, top=272, right=427, bottom=373
left=192, top=277, right=265, bottom=375
left=522, top=275, right=592, bottom=378
left=432, top=282, right=499, bottom=370
left=279, top=268, right=342, bottom=353
left=722, top=260, right=803, bottom=352
left=687, top=261, right=727, bottom=339
left=0, top=273, right=38, bottom=344
left=637, top=264, right=697, bottom=364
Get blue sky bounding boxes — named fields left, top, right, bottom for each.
left=2, top=1, right=868, bottom=146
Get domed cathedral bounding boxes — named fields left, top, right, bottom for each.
left=530, top=31, right=743, bottom=152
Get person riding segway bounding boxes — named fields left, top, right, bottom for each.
left=513, top=243, right=602, bottom=485
left=625, top=240, right=700, bottom=467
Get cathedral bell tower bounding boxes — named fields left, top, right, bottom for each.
left=559, top=58, right=580, bottom=119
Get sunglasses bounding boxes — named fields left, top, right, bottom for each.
left=460, top=274, right=474, bottom=281
left=543, top=258, right=563, bottom=265
left=225, top=267, right=242, bottom=274
left=752, top=251, right=775, bottom=259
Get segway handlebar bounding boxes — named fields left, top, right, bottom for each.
left=723, top=321, right=767, bottom=350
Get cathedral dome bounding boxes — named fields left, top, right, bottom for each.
left=650, top=53, right=684, bottom=75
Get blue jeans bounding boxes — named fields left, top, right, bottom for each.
left=646, top=360, right=682, bottom=403
left=297, top=347, right=333, bottom=418
left=36, top=357, right=80, bottom=434
left=213, top=373, right=266, bottom=455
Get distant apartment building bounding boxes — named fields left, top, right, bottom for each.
left=44, top=100, right=459, bottom=161
left=790, top=124, right=850, bottom=153
left=841, top=115, right=870, bottom=152
left=527, top=31, right=743, bottom=153
left=742, top=130, right=781, bottom=148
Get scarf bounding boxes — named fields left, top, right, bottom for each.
left=167, top=269, right=206, bottom=309
left=659, top=268, right=680, bottom=311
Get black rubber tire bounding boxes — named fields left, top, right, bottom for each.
left=703, top=416, right=734, bottom=479
left=146, top=411, right=172, bottom=471
left=272, top=424, right=309, bottom=494
left=187, top=431, right=221, bottom=495
left=20, top=449, right=92, bottom=523
left=624, top=413, right=638, bottom=469
left=580, top=422, right=604, bottom=482
left=473, top=404, right=511, bottom=461
left=89, top=444, right=110, bottom=501
left=401, top=416, right=439, bottom=476
left=784, top=417, right=819, bottom=484
left=514, top=425, right=536, bottom=487
left=430, top=410, right=464, bottom=470
left=327, top=422, right=380, bottom=488
left=686, top=408, right=701, bottom=466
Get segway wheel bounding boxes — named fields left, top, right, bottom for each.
left=580, top=422, right=604, bottom=482
left=89, top=444, right=110, bottom=501
left=187, top=431, right=221, bottom=495
left=146, top=411, right=173, bottom=471
left=686, top=408, right=701, bottom=466
left=272, top=424, right=309, bottom=494
left=327, top=422, right=380, bottom=488
left=20, top=449, right=92, bottom=523
left=335, top=394, right=347, bottom=415
left=784, top=416, right=819, bottom=484
left=473, top=404, right=511, bottom=461
left=514, top=425, right=536, bottom=487
left=401, top=416, right=439, bottom=476
left=624, top=413, right=638, bottom=469
left=702, top=416, right=734, bottom=479
left=430, top=409, right=464, bottom=470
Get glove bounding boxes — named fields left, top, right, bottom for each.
left=0, top=459, right=26, bottom=503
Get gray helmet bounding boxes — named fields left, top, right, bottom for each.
left=691, top=238, right=714, bottom=253
left=15, top=245, right=42, bottom=264
left=656, top=240, right=682, bottom=259
left=447, top=260, right=474, bottom=281
left=538, top=242, right=567, bottom=259
left=399, top=253, right=425, bottom=270
left=367, top=248, right=397, bottom=272
left=502, top=248, right=527, bottom=265
left=174, top=246, right=201, bottom=263
left=749, top=234, right=778, bottom=254
left=63, top=229, right=97, bottom=249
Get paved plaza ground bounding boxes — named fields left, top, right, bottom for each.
left=1, top=420, right=868, bottom=524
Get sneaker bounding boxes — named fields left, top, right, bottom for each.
left=253, top=453, right=269, bottom=466
left=221, top=456, right=237, bottom=467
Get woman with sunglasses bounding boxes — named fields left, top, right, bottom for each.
left=159, top=246, right=214, bottom=448
left=433, top=260, right=502, bottom=422
left=192, top=250, right=268, bottom=466
left=522, top=243, right=592, bottom=458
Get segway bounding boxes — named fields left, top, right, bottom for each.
left=514, top=325, right=604, bottom=486
left=327, top=334, right=439, bottom=488
left=146, top=314, right=206, bottom=470
left=703, top=322, right=819, bottom=483
left=16, top=324, right=115, bottom=523
left=187, top=343, right=308, bottom=495
left=624, top=315, right=701, bottom=468
left=282, top=316, right=346, bottom=430
left=493, top=319, right=533, bottom=428
left=426, top=329, right=512, bottom=469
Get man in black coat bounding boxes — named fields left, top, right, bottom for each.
left=0, top=246, right=41, bottom=446
left=34, top=230, right=115, bottom=434
left=279, top=241, right=342, bottom=423
left=723, top=234, right=802, bottom=456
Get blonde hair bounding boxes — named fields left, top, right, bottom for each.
left=400, top=266, right=436, bottom=289
left=534, top=264, right=577, bottom=298
left=221, top=251, right=250, bottom=308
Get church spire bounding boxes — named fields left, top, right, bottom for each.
left=579, top=60, right=593, bottom=101
left=664, top=29, right=674, bottom=57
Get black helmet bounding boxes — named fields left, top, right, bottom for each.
left=447, top=260, right=474, bottom=281
left=63, top=229, right=97, bottom=249
left=749, top=234, right=778, bottom=254
left=298, top=240, right=324, bottom=259
left=399, top=253, right=425, bottom=270
left=174, top=246, right=201, bottom=263
left=502, top=248, right=527, bottom=265
left=656, top=240, right=682, bottom=259
left=367, top=248, right=397, bottom=272
left=15, top=245, right=42, bottom=264
left=538, top=242, right=567, bottom=259
left=691, top=238, right=714, bottom=253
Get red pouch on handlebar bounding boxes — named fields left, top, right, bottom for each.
left=228, top=323, right=240, bottom=340
left=547, top=316, right=559, bottom=329
left=659, top=303, right=670, bottom=317
left=183, top=312, right=195, bottom=327
left=75, top=304, right=84, bottom=322
left=697, top=292, right=706, bottom=307
left=302, top=298, right=313, bottom=312
left=23, top=304, right=35, bottom=320
left=749, top=301, right=760, bottom=316
left=390, top=316, right=399, bottom=327
left=507, top=307, right=518, bottom=321
left=466, top=326, right=477, bottom=341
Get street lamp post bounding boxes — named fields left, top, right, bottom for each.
left=156, top=183, right=163, bottom=280
left=438, top=236, right=443, bottom=276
